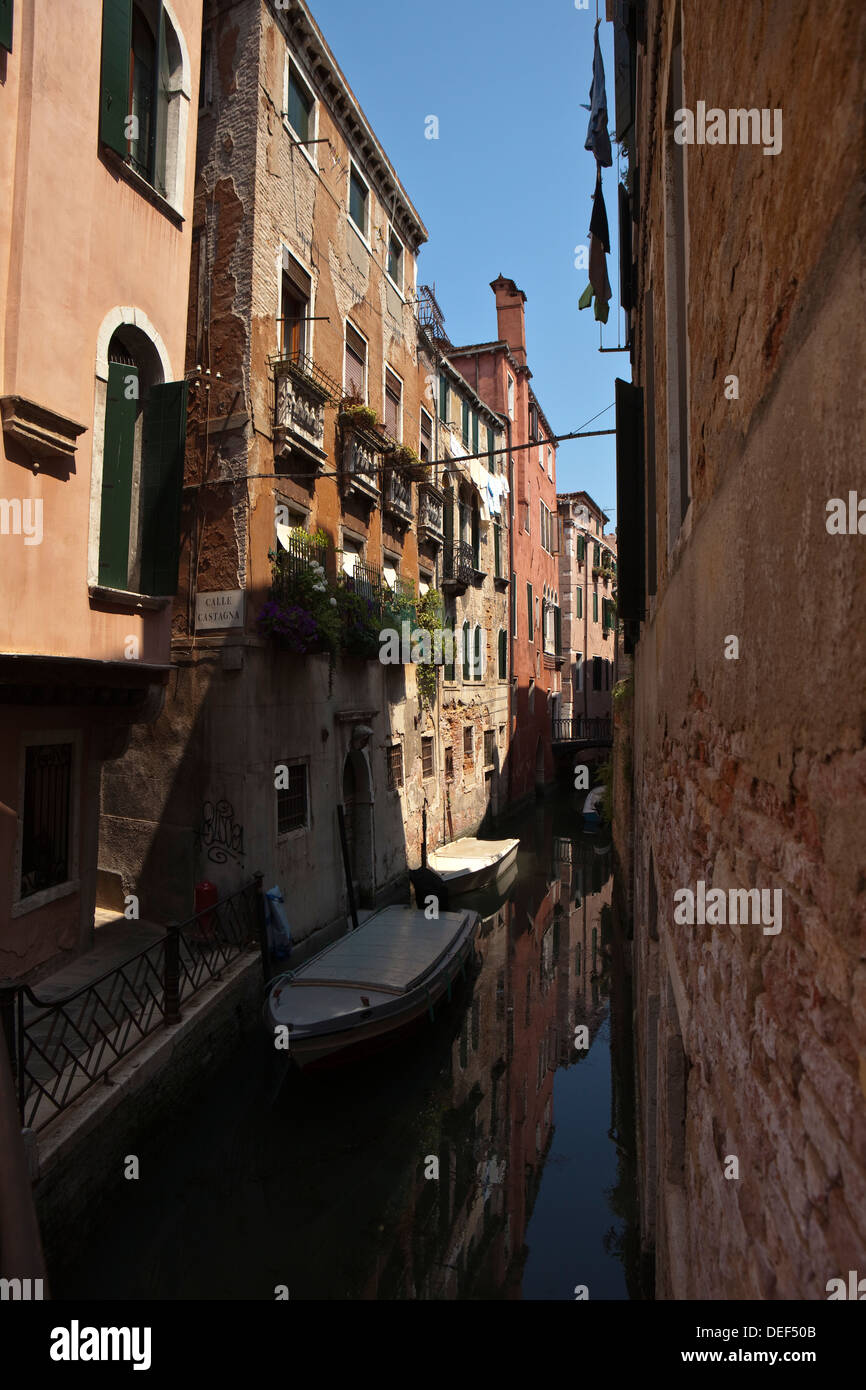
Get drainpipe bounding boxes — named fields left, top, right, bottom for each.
left=584, top=525, right=590, bottom=730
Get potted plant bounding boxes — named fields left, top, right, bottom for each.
left=337, top=402, right=381, bottom=433
left=390, top=442, right=430, bottom=481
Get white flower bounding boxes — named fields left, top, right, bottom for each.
left=329, top=597, right=337, bottom=607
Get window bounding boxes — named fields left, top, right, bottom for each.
left=280, top=250, right=311, bottom=360
left=576, top=585, right=583, bottom=619
left=526, top=582, right=533, bottom=636
left=387, top=743, right=404, bottom=791
left=499, top=724, right=505, bottom=745
left=341, top=533, right=362, bottom=576
left=387, top=227, right=404, bottom=292
left=511, top=576, right=518, bottom=636
left=419, top=408, right=433, bottom=462
left=524, top=500, right=530, bottom=535
left=593, top=656, right=603, bottom=691
left=575, top=653, right=583, bottom=692
left=97, top=329, right=188, bottom=596
left=593, top=591, right=598, bottom=622
left=276, top=762, right=308, bottom=834
left=445, top=747, right=454, bottom=781
left=507, top=374, right=515, bottom=419
left=439, top=374, right=449, bottom=424
left=472, top=412, right=479, bottom=455
left=382, top=552, right=399, bottom=594
left=349, top=164, right=369, bottom=238
left=593, top=542, right=601, bottom=568
left=577, top=534, right=585, bottom=563
left=444, top=608, right=456, bottom=681
left=463, top=726, right=474, bottom=762
left=384, top=367, right=402, bottom=440
left=493, top=522, right=502, bottom=577
left=462, top=620, right=471, bottom=681
left=19, top=741, right=74, bottom=900
left=473, top=625, right=483, bottom=681
left=528, top=679, right=535, bottom=715
left=462, top=399, right=470, bottom=447
left=421, top=736, right=434, bottom=779
left=488, top=425, right=496, bottom=472
left=484, top=730, right=496, bottom=766
left=198, top=27, right=213, bottom=110
left=547, top=445, right=553, bottom=480
left=471, top=498, right=481, bottom=570
left=539, top=436, right=545, bottom=469
left=344, top=321, right=367, bottom=400
left=99, top=1, right=185, bottom=206
left=285, top=60, right=314, bottom=144
left=498, top=629, right=507, bottom=679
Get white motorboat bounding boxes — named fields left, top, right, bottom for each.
left=582, top=786, right=605, bottom=829
left=264, top=903, right=478, bottom=1068
left=411, top=837, right=520, bottom=899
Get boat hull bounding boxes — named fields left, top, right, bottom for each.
left=411, top=838, right=520, bottom=900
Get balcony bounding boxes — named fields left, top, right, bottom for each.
left=341, top=429, right=381, bottom=504
left=417, top=482, right=445, bottom=546
left=442, top=540, right=474, bottom=592
left=273, top=353, right=339, bottom=476
left=384, top=465, right=413, bottom=525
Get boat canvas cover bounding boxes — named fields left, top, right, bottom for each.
left=429, top=838, right=517, bottom=866
left=290, top=906, right=470, bottom=995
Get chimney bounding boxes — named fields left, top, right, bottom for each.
left=490, top=275, right=527, bottom=367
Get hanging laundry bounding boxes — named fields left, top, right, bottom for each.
left=583, top=20, right=612, bottom=168
left=579, top=166, right=612, bottom=323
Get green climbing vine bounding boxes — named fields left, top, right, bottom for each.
left=415, top=588, right=445, bottom=709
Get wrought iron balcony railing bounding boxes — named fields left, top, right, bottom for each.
left=443, top=540, right=474, bottom=588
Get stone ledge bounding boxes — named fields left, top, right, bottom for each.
left=0, top=395, right=87, bottom=464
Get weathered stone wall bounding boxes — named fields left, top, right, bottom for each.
left=630, top=0, right=866, bottom=1298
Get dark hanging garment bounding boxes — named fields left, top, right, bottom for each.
left=589, top=165, right=610, bottom=253
left=587, top=167, right=612, bottom=321
left=583, top=21, right=612, bottom=168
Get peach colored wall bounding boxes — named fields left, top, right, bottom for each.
left=0, top=0, right=201, bottom=665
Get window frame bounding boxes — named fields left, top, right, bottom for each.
left=386, top=741, right=404, bottom=793
left=348, top=161, right=371, bottom=243
left=283, top=51, right=318, bottom=169
left=343, top=318, right=368, bottom=402
left=12, top=730, right=82, bottom=917
left=419, top=406, right=433, bottom=462
left=386, top=223, right=405, bottom=296
left=276, top=759, right=310, bottom=839
left=383, top=364, right=403, bottom=443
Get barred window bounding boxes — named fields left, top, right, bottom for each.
left=483, top=730, right=496, bottom=766
left=20, top=742, right=74, bottom=899
left=387, top=743, right=404, bottom=790
left=421, top=736, right=434, bottom=779
left=276, top=762, right=308, bottom=835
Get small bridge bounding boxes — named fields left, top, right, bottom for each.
left=551, top=717, right=612, bottom=749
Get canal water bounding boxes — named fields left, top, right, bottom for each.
left=54, top=793, right=640, bottom=1301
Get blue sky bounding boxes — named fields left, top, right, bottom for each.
left=311, top=0, right=625, bottom=529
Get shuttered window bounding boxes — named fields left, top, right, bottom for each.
left=100, top=0, right=133, bottom=158
left=286, top=62, right=313, bottom=144
left=493, top=523, right=501, bottom=577
left=349, top=166, right=368, bottom=237
left=462, top=622, right=471, bottom=681
left=462, top=399, right=470, bottom=447
left=0, top=0, right=13, bottom=52
left=577, top=534, right=585, bottom=563
left=472, top=412, right=479, bottom=455
left=511, top=575, right=517, bottom=636
left=138, top=380, right=189, bottom=595
left=344, top=322, right=366, bottom=399
left=384, top=368, right=402, bottom=440
left=526, top=583, right=533, bottom=636
left=488, top=425, right=496, bottom=471
left=439, top=374, right=448, bottom=424
left=98, top=361, right=138, bottom=589
left=419, top=408, right=432, bottom=462
left=498, top=629, right=507, bottom=679
left=554, top=605, right=562, bottom=655
left=593, top=591, right=598, bottom=622
left=473, top=625, right=482, bottom=681
left=576, top=586, right=582, bottom=619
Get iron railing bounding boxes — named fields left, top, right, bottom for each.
left=0, top=879, right=263, bottom=1132
left=272, top=349, right=341, bottom=403
left=443, top=541, right=474, bottom=587
left=272, top=530, right=328, bottom=592
left=551, top=716, right=612, bottom=743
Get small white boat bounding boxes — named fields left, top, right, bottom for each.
left=264, top=904, right=478, bottom=1068
left=413, top=837, right=520, bottom=898
left=582, top=786, right=605, bottom=828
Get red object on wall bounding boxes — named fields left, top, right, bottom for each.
left=194, top=880, right=218, bottom=940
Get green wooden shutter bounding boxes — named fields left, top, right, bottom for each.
left=511, top=574, right=517, bottom=635
left=576, top=586, right=582, bottom=619
left=100, top=0, right=132, bottom=158
left=461, top=399, right=469, bottom=446
left=98, top=362, right=137, bottom=588
left=474, top=625, right=482, bottom=681
left=462, top=622, right=470, bottom=681
left=577, top=534, right=585, bottom=562
left=472, top=412, right=479, bottom=455
left=471, top=506, right=480, bottom=569
left=0, top=0, right=13, bottom=53
left=493, top=523, right=500, bottom=577
left=488, top=425, right=495, bottom=471
left=139, top=380, right=189, bottom=596
left=498, top=629, right=506, bottom=679
left=593, top=591, right=598, bottom=622
left=554, top=605, right=562, bottom=655
left=439, top=374, right=448, bottom=423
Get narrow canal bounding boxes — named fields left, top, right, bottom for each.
left=54, top=793, right=640, bottom=1301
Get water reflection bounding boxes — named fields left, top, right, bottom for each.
left=52, top=797, right=639, bottom=1301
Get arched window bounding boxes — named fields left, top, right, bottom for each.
left=473, top=624, right=483, bottom=682
left=96, top=324, right=187, bottom=596
left=462, top=620, right=471, bottom=681
left=100, top=1, right=189, bottom=210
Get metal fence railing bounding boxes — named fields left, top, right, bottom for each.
left=0, top=878, right=265, bottom=1133
left=551, top=717, right=612, bottom=743
left=272, top=529, right=328, bottom=591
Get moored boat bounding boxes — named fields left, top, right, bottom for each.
left=410, top=836, right=520, bottom=902
left=264, top=903, right=478, bottom=1068
left=582, top=786, right=605, bottom=829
